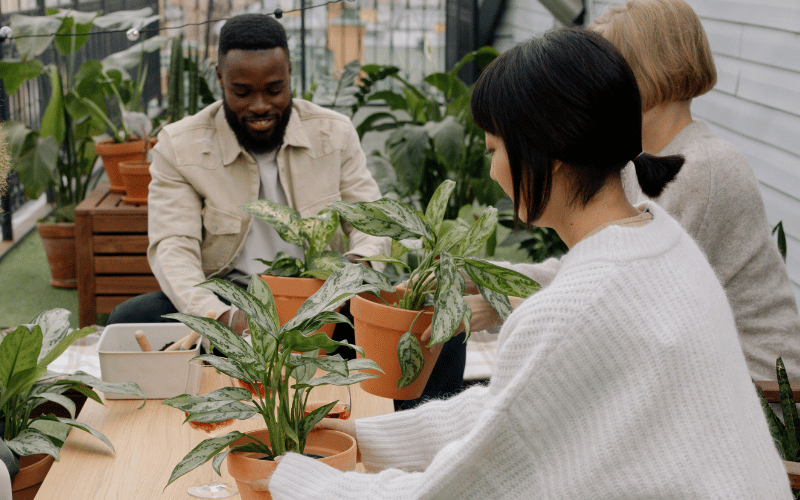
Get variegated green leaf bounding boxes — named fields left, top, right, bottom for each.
left=362, top=253, right=411, bottom=272
left=32, top=392, right=76, bottom=418
left=305, top=251, right=348, bottom=276
left=184, top=403, right=257, bottom=423
left=391, top=239, right=411, bottom=260
left=290, top=351, right=319, bottom=384
left=429, top=253, right=468, bottom=346
left=299, top=401, right=337, bottom=441
left=425, top=179, right=456, bottom=232
left=478, top=285, right=513, bottom=322
left=30, top=308, right=69, bottom=360
left=302, top=209, right=339, bottom=256
left=59, top=370, right=144, bottom=399
left=291, top=353, right=349, bottom=377
left=458, top=206, right=498, bottom=257
left=346, top=358, right=383, bottom=372
left=6, top=428, right=60, bottom=459
left=247, top=275, right=280, bottom=350
left=37, top=325, right=95, bottom=371
left=303, top=372, right=378, bottom=387
left=290, top=265, right=383, bottom=325
left=397, top=331, right=424, bottom=389
left=166, top=431, right=246, bottom=486
left=282, top=330, right=350, bottom=354
left=266, top=255, right=303, bottom=277
left=434, top=224, right=468, bottom=255
left=164, top=313, right=256, bottom=364
left=55, top=416, right=115, bottom=452
left=199, top=279, right=278, bottom=340
left=462, top=258, right=541, bottom=298
left=370, top=198, right=434, bottom=241
left=329, top=200, right=418, bottom=240
left=29, top=417, right=69, bottom=444
left=193, top=355, right=253, bottom=383
left=241, top=199, right=304, bottom=246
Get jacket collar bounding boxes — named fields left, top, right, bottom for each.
left=214, top=100, right=312, bottom=166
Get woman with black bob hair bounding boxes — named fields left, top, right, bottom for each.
left=267, top=28, right=792, bottom=499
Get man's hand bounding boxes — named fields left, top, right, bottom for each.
left=218, top=308, right=248, bottom=336
left=346, top=254, right=372, bottom=268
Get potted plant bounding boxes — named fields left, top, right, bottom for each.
left=162, top=264, right=382, bottom=499
left=1, top=8, right=165, bottom=288
left=329, top=179, right=541, bottom=399
left=0, top=309, right=144, bottom=499
left=240, top=200, right=350, bottom=335
left=755, top=357, right=800, bottom=497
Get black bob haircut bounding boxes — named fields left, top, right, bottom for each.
left=471, top=27, right=683, bottom=224
left=218, top=14, right=289, bottom=58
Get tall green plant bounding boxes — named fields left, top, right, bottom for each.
left=330, top=180, right=541, bottom=387
left=160, top=36, right=217, bottom=127
left=162, top=265, right=382, bottom=487
left=0, top=8, right=164, bottom=222
left=351, top=47, right=504, bottom=219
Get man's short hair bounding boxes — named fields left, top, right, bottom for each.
left=218, top=14, right=289, bottom=58
left=590, top=0, right=717, bottom=111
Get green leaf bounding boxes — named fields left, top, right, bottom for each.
left=304, top=371, right=378, bottom=386
left=306, top=251, right=348, bottom=275
left=387, top=126, right=428, bottom=189
left=246, top=276, right=281, bottom=354
left=356, top=111, right=400, bottom=139
left=458, top=206, right=499, bottom=257
left=60, top=371, right=145, bottom=399
left=425, top=117, right=467, bottom=172
left=163, top=313, right=256, bottom=364
left=241, top=200, right=304, bottom=246
left=282, top=330, right=351, bottom=354
left=0, top=60, right=44, bottom=95
left=425, top=179, right=456, bottom=233
left=299, top=401, right=336, bottom=441
left=433, top=224, right=468, bottom=255
left=292, top=354, right=349, bottom=378
left=755, top=382, right=789, bottom=460
left=0, top=325, right=42, bottom=388
left=267, top=255, right=304, bottom=277
left=429, top=252, right=468, bottom=346
left=370, top=198, right=434, bottom=241
left=6, top=428, right=60, bottom=459
left=302, top=209, right=339, bottom=256
left=9, top=14, right=62, bottom=60
left=777, top=357, right=800, bottom=460
left=424, top=72, right=468, bottom=101
left=32, top=308, right=71, bottom=361
left=396, top=331, right=424, bottom=389
left=329, top=200, right=419, bottom=240
left=166, top=431, right=246, bottom=486
left=32, top=392, right=77, bottom=418
left=462, top=258, right=541, bottom=298
left=478, top=285, right=513, bottom=322
left=198, top=279, right=279, bottom=340
left=11, top=132, right=58, bottom=200
left=53, top=10, right=96, bottom=56
left=101, top=36, right=169, bottom=74
left=193, top=355, right=253, bottom=383
left=367, top=90, right=408, bottom=110
left=93, top=8, right=155, bottom=29
left=40, top=65, right=65, bottom=142
left=55, top=416, right=115, bottom=453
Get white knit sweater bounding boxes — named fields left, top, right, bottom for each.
left=269, top=202, right=792, bottom=499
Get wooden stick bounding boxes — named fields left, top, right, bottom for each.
left=134, top=330, right=153, bottom=351
left=164, top=310, right=216, bottom=351
left=164, top=333, right=191, bottom=351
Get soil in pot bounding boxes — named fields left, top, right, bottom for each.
left=227, top=428, right=356, bottom=500
left=37, top=221, right=77, bottom=289
left=119, top=160, right=151, bottom=205
left=11, top=454, right=55, bottom=500
left=350, top=289, right=442, bottom=400
left=95, top=137, right=154, bottom=194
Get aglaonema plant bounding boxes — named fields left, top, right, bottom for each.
left=240, top=201, right=349, bottom=280
left=161, top=264, right=383, bottom=487
left=0, top=309, right=144, bottom=472
left=329, top=179, right=541, bottom=388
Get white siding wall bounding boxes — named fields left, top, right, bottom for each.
left=493, top=0, right=800, bottom=304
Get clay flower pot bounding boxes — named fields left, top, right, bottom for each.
left=95, top=137, right=154, bottom=194
left=118, top=160, right=151, bottom=205
left=11, top=453, right=55, bottom=500
left=36, top=221, right=76, bottom=289
left=227, top=428, right=356, bottom=500
left=351, top=289, right=441, bottom=400
left=259, top=275, right=337, bottom=338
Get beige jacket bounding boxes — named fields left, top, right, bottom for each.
left=147, top=99, right=386, bottom=318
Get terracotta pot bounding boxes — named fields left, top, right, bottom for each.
left=227, top=428, right=356, bottom=500
left=11, top=454, right=55, bottom=500
left=258, top=275, right=337, bottom=338
left=786, top=460, right=800, bottom=489
left=95, top=137, right=154, bottom=194
left=350, top=289, right=442, bottom=400
left=37, top=221, right=76, bottom=289
left=119, top=160, right=151, bottom=205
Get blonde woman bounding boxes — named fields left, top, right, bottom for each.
left=465, top=0, right=800, bottom=381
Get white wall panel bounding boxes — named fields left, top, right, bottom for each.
left=712, top=54, right=740, bottom=95
left=740, top=26, right=800, bottom=73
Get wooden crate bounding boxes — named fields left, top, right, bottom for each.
left=75, top=184, right=160, bottom=327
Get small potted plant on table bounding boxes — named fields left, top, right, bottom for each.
left=0, top=309, right=144, bottom=499
left=240, top=201, right=350, bottom=336
left=162, top=264, right=382, bottom=499
left=329, top=179, right=541, bottom=399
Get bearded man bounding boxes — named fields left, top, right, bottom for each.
left=107, top=14, right=386, bottom=331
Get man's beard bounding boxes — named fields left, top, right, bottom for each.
left=223, top=96, right=293, bottom=155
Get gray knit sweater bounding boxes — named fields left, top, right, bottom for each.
left=269, top=203, right=792, bottom=499
left=506, top=121, right=800, bottom=380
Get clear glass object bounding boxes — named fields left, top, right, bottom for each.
left=184, top=359, right=238, bottom=498
left=304, top=383, right=352, bottom=420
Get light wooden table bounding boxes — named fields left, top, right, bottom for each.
left=35, top=383, right=393, bottom=499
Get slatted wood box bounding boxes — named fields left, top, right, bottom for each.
left=75, top=184, right=160, bottom=327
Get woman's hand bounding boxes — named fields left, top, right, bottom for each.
left=419, top=294, right=525, bottom=343
left=313, top=417, right=356, bottom=439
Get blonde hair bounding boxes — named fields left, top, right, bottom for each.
left=590, top=0, right=717, bottom=111
left=0, top=128, right=9, bottom=198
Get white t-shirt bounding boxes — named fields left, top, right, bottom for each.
left=234, top=150, right=304, bottom=275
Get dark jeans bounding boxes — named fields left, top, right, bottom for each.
left=108, top=293, right=467, bottom=410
